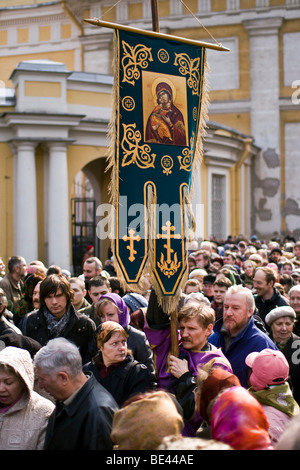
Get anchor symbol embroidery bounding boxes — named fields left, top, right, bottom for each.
left=157, top=221, right=181, bottom=277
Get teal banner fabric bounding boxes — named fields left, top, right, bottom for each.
left=109, top=27, right=207, bottom=307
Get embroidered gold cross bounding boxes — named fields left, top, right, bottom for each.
left=157, top=221, right=181, bottom=263
left=122, top=228, right=141, bottom=262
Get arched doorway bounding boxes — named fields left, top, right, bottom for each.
left=71, top=157, right=111, bottom=275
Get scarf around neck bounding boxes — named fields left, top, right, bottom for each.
left=44, top=307, right=71, bottom=337
left=249, top=383, right=300, bottom=417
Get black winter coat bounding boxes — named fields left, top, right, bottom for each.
left=84, top=354, right=155, bottom=406
left=255, top=288, right=290, bottom=326
left=44, top=373, right=118, bottom=450
left=269, top=331, right=300, bottom=406
left=24, top=305, right=97, bottom=364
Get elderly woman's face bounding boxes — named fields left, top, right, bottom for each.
left=0, top=369, right=25, bottom=406
left=100, top=331, right=127, bottom=367
left=271, top=316, right=294, bottom=344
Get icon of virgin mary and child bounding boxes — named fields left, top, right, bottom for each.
left=145, top=81, right=187, bottom=146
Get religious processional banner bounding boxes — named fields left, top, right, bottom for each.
left=106, top=26, right=209, bottom=311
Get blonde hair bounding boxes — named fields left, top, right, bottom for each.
left=178, top=302, right=215, bottom=328
left=94, top=298, right=119, bottom=319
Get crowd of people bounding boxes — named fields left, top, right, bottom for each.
left=1, top=232, right=300, bottom=451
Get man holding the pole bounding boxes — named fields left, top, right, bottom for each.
left=144, top=289, right=232, bottom=436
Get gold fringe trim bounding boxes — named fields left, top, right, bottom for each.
left=106, top=30, right=127, bottom=292
left=190, top=52, right=210, bottom=196
left=106, top=30, right=118, bottom=208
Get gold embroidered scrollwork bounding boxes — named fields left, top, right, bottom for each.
left=177, top=148, right=192, bottom=172
left=121, top=123, right=156, bottom=169
left=121, top=41, right=153, bottom=85
left=174, top=53, right=201, bottom=95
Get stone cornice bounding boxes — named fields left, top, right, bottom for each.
left=0, top=7, right=69, bottom=27
left=2, top=112, right=85, bottom=126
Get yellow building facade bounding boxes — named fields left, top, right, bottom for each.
left=0, top=0, right=299, bottom=272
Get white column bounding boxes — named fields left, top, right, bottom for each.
left=47, top=142, right=70, bottom=270
left=13, top=141, right=38, bottom=260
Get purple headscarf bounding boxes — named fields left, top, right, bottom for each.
left=99, top=293, right=130, bottom=328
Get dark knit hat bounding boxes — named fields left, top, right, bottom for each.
left=270, top=247, right=282, bottom=256
left=122, top=293, right=148, bottom=313
left=203, top=274, right=216, bottom=285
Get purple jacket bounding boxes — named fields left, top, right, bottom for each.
left=144, top=319, right=232, bottom=436
left=144, top=319, right=231, bottom=389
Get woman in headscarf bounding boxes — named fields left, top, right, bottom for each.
left=194, top=366, right=241, bottom=438
left=245, top=348, right=299, bottom=445
left=111, top=390, right=184, bottom=450
left=0, top=346, right=54, bottom=450
left=210, top=386, right=273, bottom=450
left=265, top=305, right=300, bottom=405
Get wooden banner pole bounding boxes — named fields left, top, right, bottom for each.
left=151, top=0, right=160, bottom=33
left=83, top=19, right=230, bottom=52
